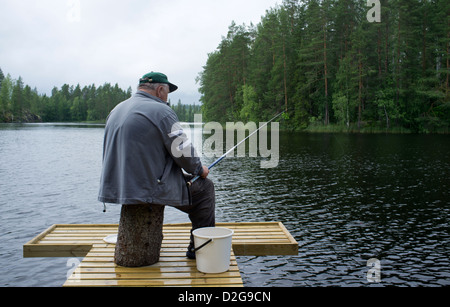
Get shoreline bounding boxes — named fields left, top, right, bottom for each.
left=299, top=123, right=449, bottom=135
left=2, top=120, right=449, bottom=135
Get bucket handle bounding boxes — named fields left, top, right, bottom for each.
left=190, top=239, right=213, bottom=253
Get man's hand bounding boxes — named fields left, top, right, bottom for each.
left=200, top=166, right=209, bottom=179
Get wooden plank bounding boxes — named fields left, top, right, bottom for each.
left=233, top=243, right=298, bottom=256
left=64, top=278, right=244, bottom=287
left=23, top=244, right=93, bottom=258
left=71, top=268, right=242, bottom=280
left=64, top=273, right=244, bottom=287
left=76, top=265, right=241, bottom=274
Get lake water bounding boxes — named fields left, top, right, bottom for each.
left=0, top=123, right=449, bottom=287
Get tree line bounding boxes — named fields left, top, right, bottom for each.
left=198, top=0, right=450, bottom=133
left=172, top=100, right=202, bottom=122
left=0, top=68, right=199, bottom=123
left=0, top=68, right=133, bottom=123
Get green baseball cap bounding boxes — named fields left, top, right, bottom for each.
left=139, top=72, right=178, bottom=93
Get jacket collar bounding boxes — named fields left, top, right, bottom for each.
left=136, top=90, right=170, bottom=106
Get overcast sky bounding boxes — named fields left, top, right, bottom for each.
left=0, top=0, right=280, bottom=104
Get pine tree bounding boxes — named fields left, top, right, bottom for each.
left=0, top=74, right=13, bottom=121
left=199, top=22, right=252, bottom=122
left=0, top=67, right=4, bottom=88
left=247, top=8, right=281, bottom=120
left=11, top=76, right=24, bottom=121
left=297, top=0, right=331, bottom=125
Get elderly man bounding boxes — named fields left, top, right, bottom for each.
left=98, top=72, right=215, bottom=259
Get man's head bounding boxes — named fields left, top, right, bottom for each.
left=138, top=72, right=178, bottom=102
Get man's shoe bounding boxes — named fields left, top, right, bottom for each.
left=186, top=249, right=196, bottom=260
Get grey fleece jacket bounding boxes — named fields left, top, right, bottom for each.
left=98, top=90, right=203, bottom=206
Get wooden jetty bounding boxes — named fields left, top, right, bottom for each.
left=24, top=222, right=298, bottom=287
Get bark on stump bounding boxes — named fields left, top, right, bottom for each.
left=114, top=204, right=165, bottom=267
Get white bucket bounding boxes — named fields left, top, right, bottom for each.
left=192, top=227, right=234, bottom=274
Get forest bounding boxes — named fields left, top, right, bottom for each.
left=197, top=0, right=450, bottom=133
left=0, top=68, right=200, bottom=123
left=2, top=0, right=449, bottom=132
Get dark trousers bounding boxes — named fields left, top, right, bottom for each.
left=175, top=177, right=216, bottom=248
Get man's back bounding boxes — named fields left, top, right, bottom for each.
left=98, top=90, right=202, bottom=206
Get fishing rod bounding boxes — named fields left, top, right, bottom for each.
left=187, top=110, right=286, bottom=187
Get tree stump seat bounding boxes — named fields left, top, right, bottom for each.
left=114, top=204, right=165, bottom=268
